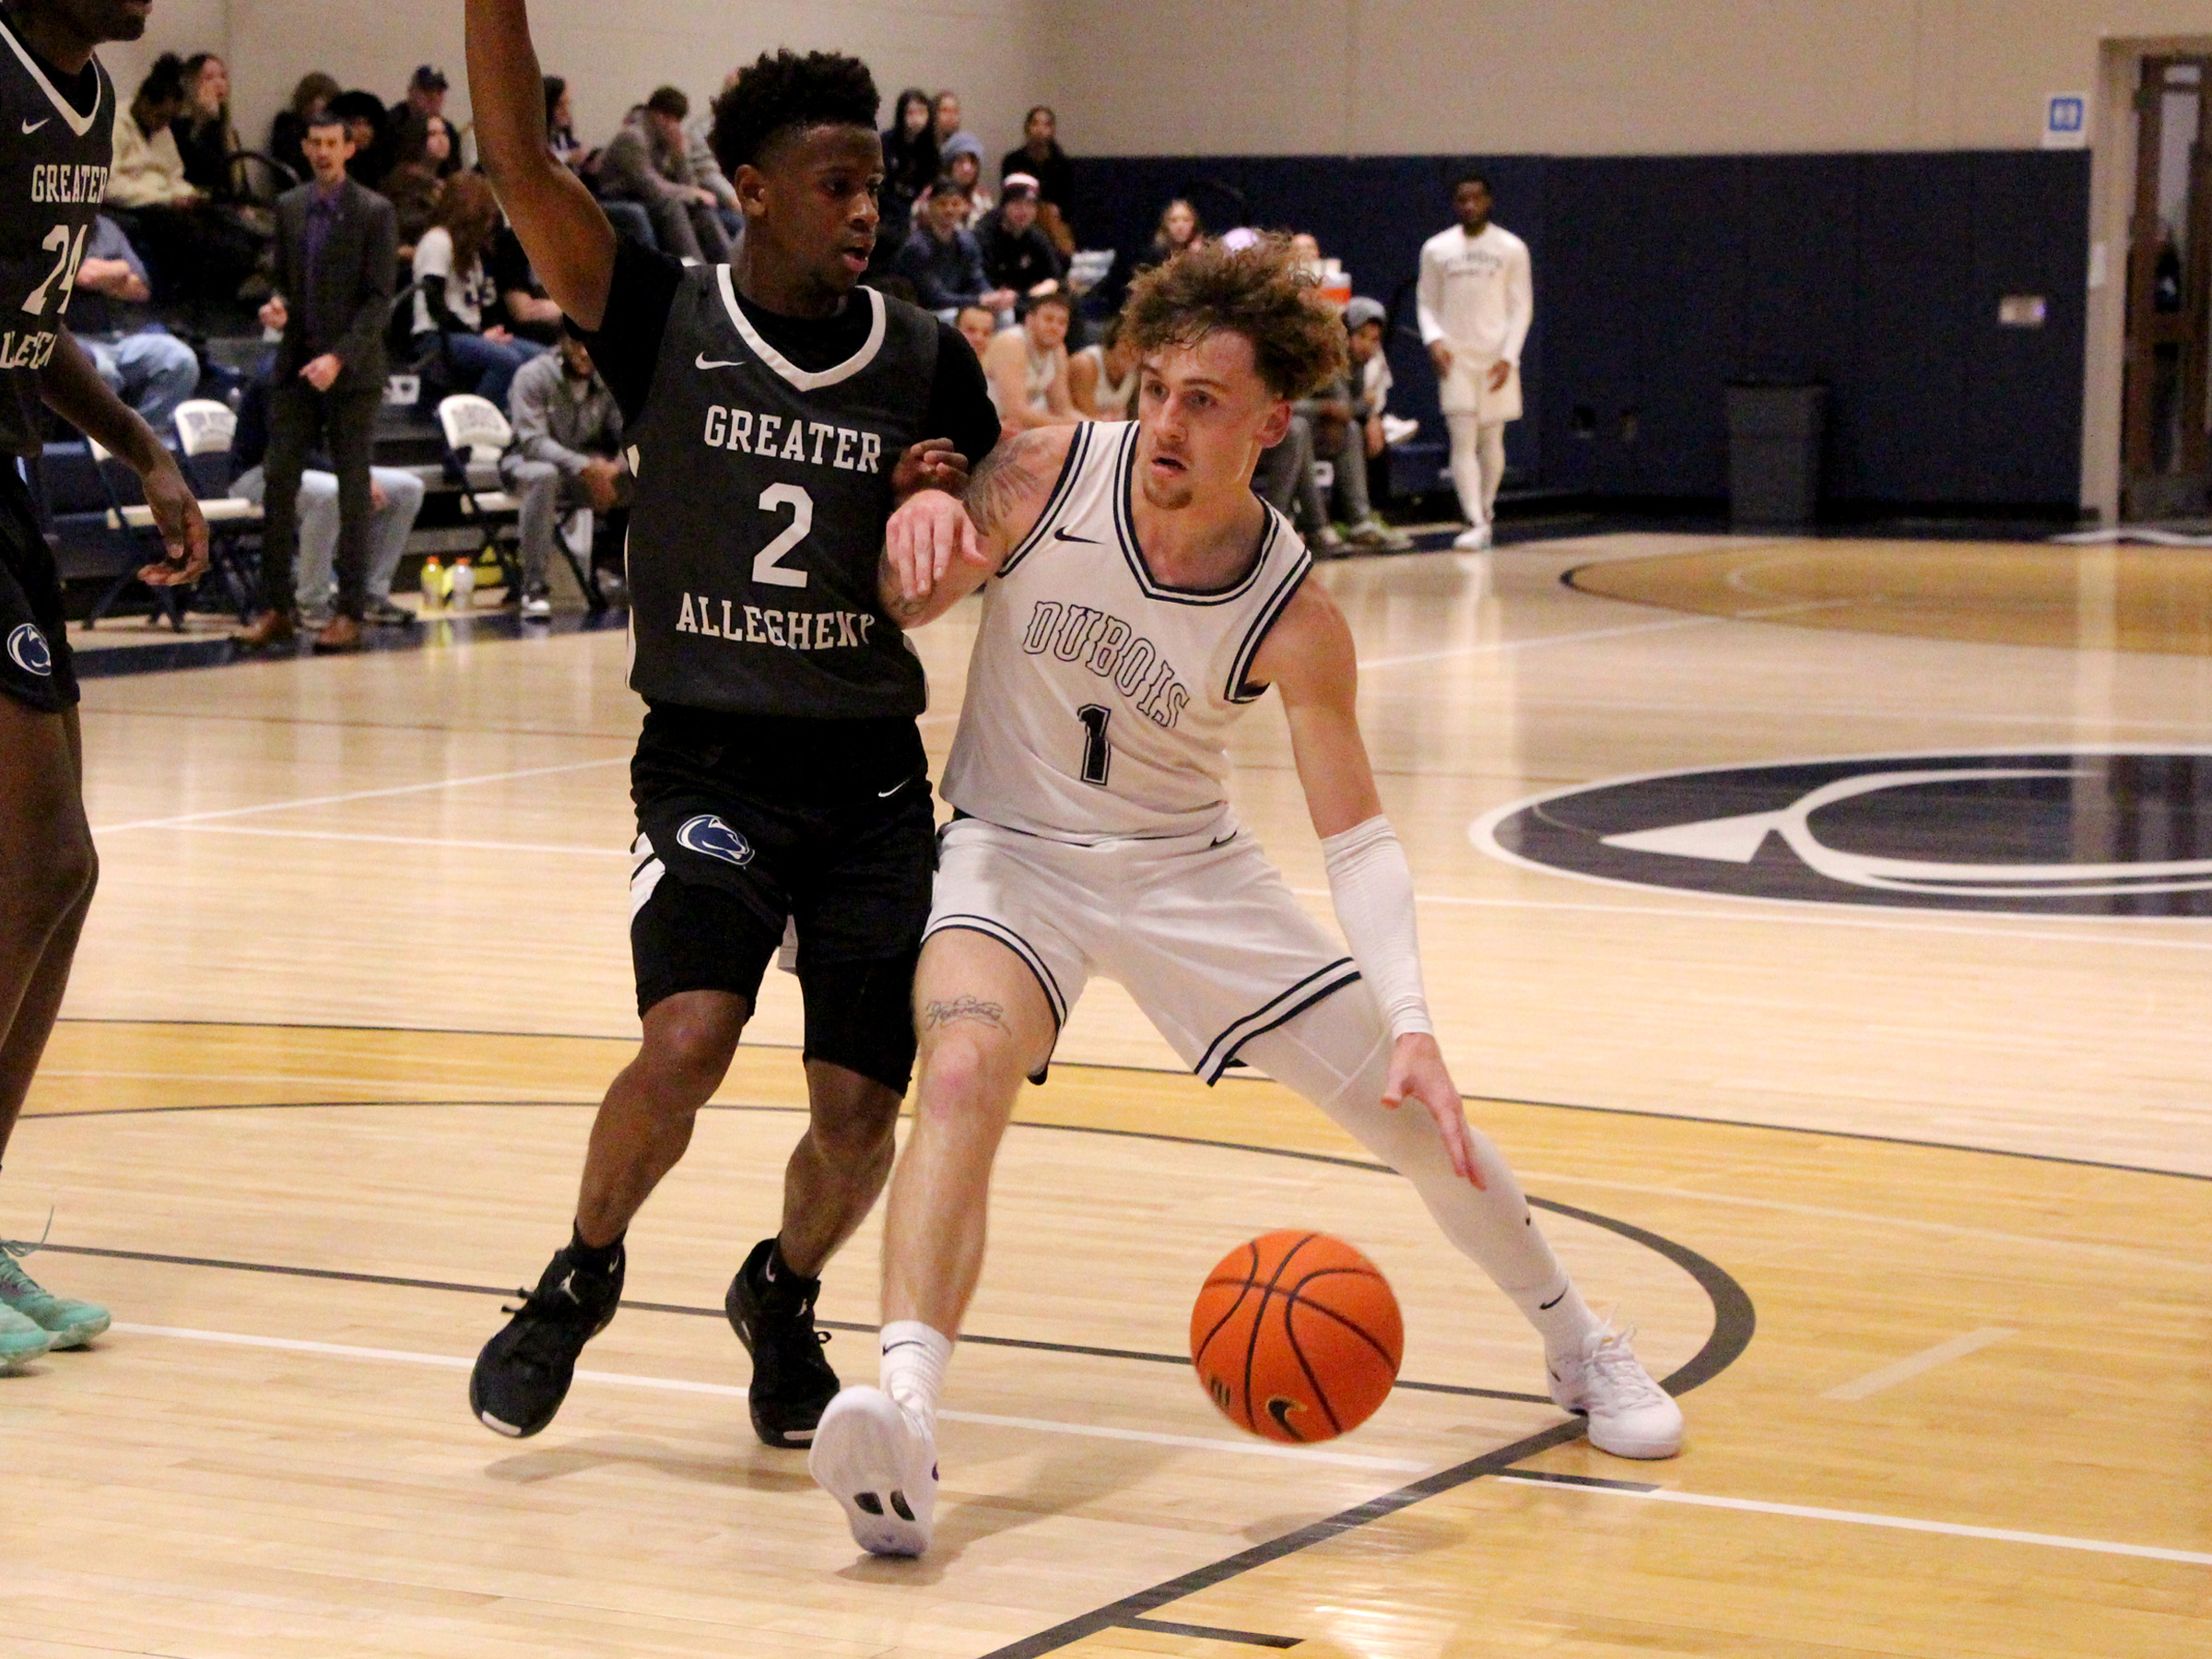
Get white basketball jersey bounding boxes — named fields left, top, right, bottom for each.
left=940, top=421, right=1312, bottom=843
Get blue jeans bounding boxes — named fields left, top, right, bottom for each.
left=425, top=332, right=547, bottom=411
left=88, top=329, right=200, bottom=435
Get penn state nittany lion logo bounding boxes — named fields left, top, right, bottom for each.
left=675, top=813, right=755, bottom=868
left=6, top=621, right=52, bottom=677
left=1474, top=748, right=2212, bottom=917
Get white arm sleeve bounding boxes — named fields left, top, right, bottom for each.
left=1415, top=240, right=1447, bottom=346
left=1501, top=238, right=1534, bottom=365
left=1322, top=815, right=1433, bottom=1039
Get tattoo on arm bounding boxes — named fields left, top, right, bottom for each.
left=922, top=995, right=1007, bottom=1032
left=963, top=429, right=1060, bottom=547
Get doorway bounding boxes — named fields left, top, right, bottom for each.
left=2122, top=55, right=2212, bottom=519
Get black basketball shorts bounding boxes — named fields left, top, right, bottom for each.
left=627, top=707, right=936, bottom=1093
left=0, top=462, right=77, bottom=713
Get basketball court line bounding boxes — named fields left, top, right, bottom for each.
left=89, top=756, right=632, bottom=835
left=104, top=1322, right=1437, bottom=1473
left=1819, top=1327, right=2020, bottom=1400
left=1490, top=1471, right=2212, bottom=1567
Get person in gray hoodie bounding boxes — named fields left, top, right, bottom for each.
left=499, top=333, right=629, bottom=616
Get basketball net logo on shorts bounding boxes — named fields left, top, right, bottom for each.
left=1473, top=748, right=2212, bottom=917
left=676, top=813, right=755, bottom=867
left=6, top=621, right=52, bottom=677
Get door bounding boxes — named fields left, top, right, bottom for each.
left=2122, top=56, right=2212, bottom=518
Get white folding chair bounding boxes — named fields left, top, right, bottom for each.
left=436, top=394, right=523, bottom=594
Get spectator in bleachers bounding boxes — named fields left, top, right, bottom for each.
left=242, top=110, right=396, bottom=653
left=1067, top=311, right=1139, bottom=420
left=227, top=353, right=423, bottom=628
left=271, top=72, right=340, bottom=183
left=386, top=65, right=457, bottom=180
left=1001, top=105, right=1076, bottom=251
left=975, top=174, right=1064, bottom=309
left=932, top=88, right=962, bottom=149
left=108, top=54, right=264, bottom=310
left=490, top=222, right=564, bottom=345
left=894, top=179, right=1013, bottom=316
left=1298, top=296, right=1411, bottom=552
left=412, top=173, right=547, bottom=410
left=500, top=335, right=629, bottom=619
left=597, top=88, right=730, bottom=263
left=878, top=88, right=937, bottom=264
left=544, top=76, right=585, bottom=173
left=172, top=53, right=241, bottom=199
left=329, top=89, right=392, bottom=189
left=1145, top=197, right=1202, bottom=268
left=382, top=116, right=452, bottom=261
left=940, top=132, right=990, bottom=225
left=981, top=290, right=1077, bottom=430
left=72, top=217, right=200, bottom=432
left=954, top=303, right=998, bottom=360
left=1250, top=411, right=1340, bottom=555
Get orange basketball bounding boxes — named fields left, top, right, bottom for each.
left=1189, top=1230, right=1404, bottom=1443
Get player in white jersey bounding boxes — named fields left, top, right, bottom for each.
left=810, top=237, right=1681, bottom=1558
left=1417, top=171, right=1531, bottom=550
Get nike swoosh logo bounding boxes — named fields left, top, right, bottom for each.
left=695, top=352, right=743, bottom=370
left=1265, top=1397, right=1305, bottom=1439
left=877, top=779, right=912, bottom=798
left=1052, top=527, right=1099, bottom=544
left=1539, top=1290, right=1565, bottom=1310
left=21, top=116, right=49, bottom=135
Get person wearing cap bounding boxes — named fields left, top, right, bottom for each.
left=1308, top=296, right=1413, bottom=551
left=893, top=176, right=1014, bottom=318
left=937, top=131, right=991, bottom=225
left=388, top=65, right=457, bottom=182
left=974, top=173, right=1064, bottom=314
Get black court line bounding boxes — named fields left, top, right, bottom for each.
left=1494, top=1467, right=1659, bottom=1492
left=972, top=1197, right=1756, bottom=1659
left=1114, top=1617, right=1298, bottom=1648
left=47, top=1018, right=2212, bottom=1183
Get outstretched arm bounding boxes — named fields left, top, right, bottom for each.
left=1249, top=582, right=1480, bottom=1184
left=465, top=0, right=616, bottom=328
left=877, top=425, right=1073, bottom=629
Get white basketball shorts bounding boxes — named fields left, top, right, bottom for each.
left=924, top=814, right=1362, bottom=1082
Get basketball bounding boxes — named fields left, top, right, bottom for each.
left=1189, top=1230, right=1405, bottom=1444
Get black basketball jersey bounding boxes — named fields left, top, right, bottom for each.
left=0, top=9, right=112, bottom=457
left=622, top=268, right=943, bottom=720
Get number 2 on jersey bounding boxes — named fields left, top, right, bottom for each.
left=22, top=224, right=87, bottom=317
left=1077, top=704, right=1112, bottom=785
left=753, top=482, right=812, bottom=589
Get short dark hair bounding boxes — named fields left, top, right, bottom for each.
left=1021, top=289, right=1073, bottom=320
left=1122, top=233, right=1347, bottom=401
left=1453, top=168, right=1491, bottom=194
left=929, top=174, right=969, bottom=202
left=304, top=109, right=346, bottom=134
left=645, top=85, right=688, bottom=121
left=710, top=49, right=880, bottom=174
left=542, top=75, right=567, bottom=127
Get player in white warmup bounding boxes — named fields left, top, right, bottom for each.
left=1417, top=171, right=1531, bottom=550
left=814, top=237, right=1680, bottom=1558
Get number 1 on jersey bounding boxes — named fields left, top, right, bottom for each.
left=1077, top=704, right=1112, bottom=785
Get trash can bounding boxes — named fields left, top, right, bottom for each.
left=1725, top=382, right=1827, bottom=527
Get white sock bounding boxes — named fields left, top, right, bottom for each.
left=1512, top=1273, right=1603, bottom=1360
left=878, top=1320, right=952, bottom=1435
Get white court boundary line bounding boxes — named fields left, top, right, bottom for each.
left=108, top=1324, right=1432, bottom=1474
left=1494, top=1473, right=2212, bottom=1567
left=1822, top=1328, right=2018, bottom=1402
left=93, top=757, right=631, bottom=836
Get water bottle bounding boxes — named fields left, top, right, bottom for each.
left=418, top=556, right=442, bottom=611
left=449, top=556, right=477, bottom=610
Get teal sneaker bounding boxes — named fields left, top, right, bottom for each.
left=0, top=1302, right=52, bottom=1365
left=0, top=1242, right=110, bottom=1349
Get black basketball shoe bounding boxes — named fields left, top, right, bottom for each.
left=725, top=1237, right=840, bottom=1449
left=469, top=1242, right=625, bottom=1438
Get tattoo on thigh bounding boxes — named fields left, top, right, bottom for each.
left=923, top=995, right=1006, bottom=1031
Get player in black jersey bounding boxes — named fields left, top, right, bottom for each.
left=0, top=0, right=206, bottom=1362
left=464, top=0, right=999, bottom=1448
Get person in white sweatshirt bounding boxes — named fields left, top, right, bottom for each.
left=1417, top=172, right=1531, bottom=549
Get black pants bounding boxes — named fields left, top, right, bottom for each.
left=259, top=382, right=380, bottom=618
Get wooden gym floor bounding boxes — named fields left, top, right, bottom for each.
left=6, top=535, right=2209, bottom=1656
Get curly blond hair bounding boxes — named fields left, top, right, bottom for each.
left=1121, top=233, right=1348, bottom=401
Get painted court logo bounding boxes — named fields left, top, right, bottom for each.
left=1474, top=748, right=2212, bottom=917
left=6, top=621, right=52, bottom=677
left=675, top=813, right=755, bottom=868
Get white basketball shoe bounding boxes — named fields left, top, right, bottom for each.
left=1547, top=1324, right=1684, bottom=1459
left=1453, top=523, right=1492, bottom=550
left=809, top=1385, right=939, bottom=1556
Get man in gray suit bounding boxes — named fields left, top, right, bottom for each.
left=239, top=111, right=396, bottom=653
